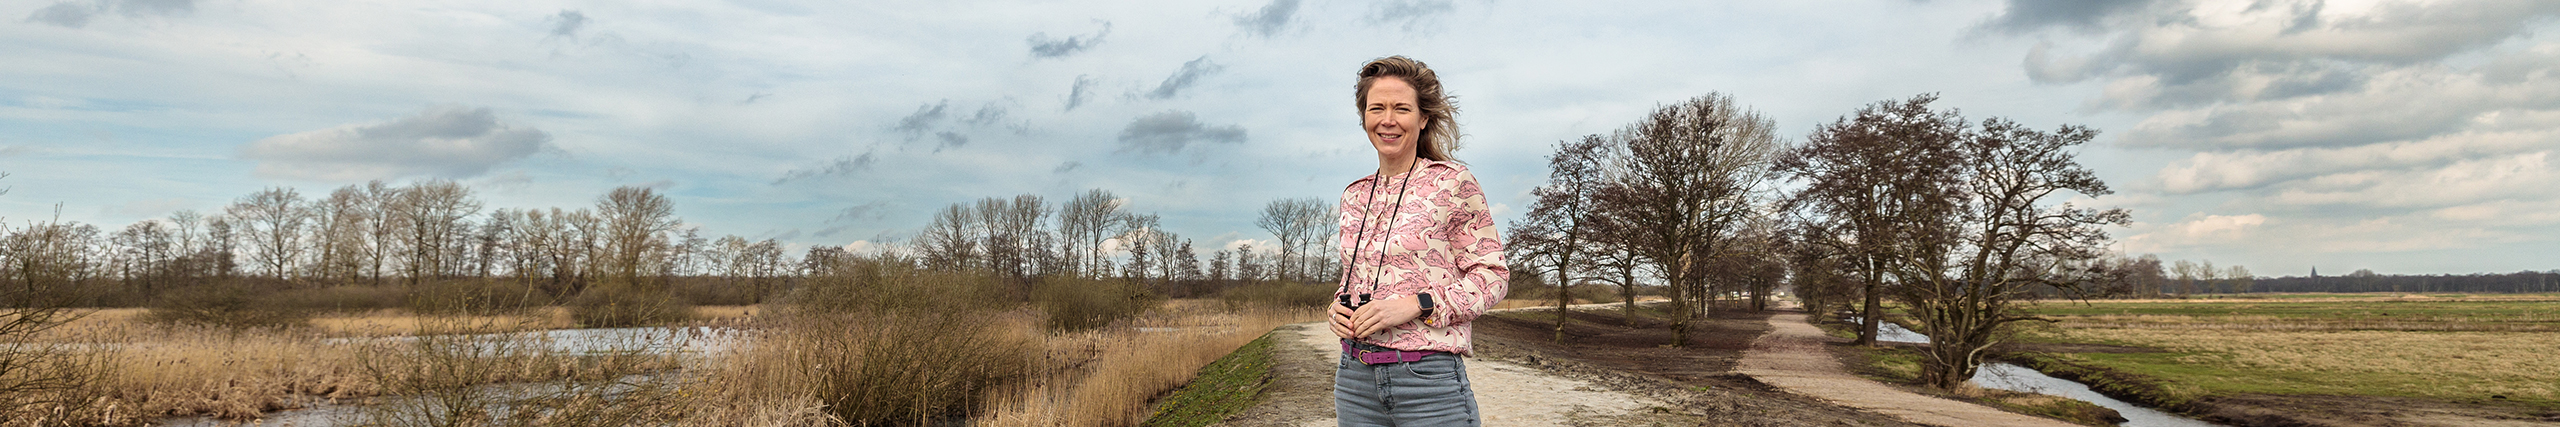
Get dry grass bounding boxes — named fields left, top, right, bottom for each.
left=2035, top=327, right=2560, bottom=403
left=10, top=292, right=1307, bottom=427
left=978, top=300, right=1321, bottom=426
left=5, top=305, right=748, bottom=427
left=5, top=320, right=372, bottom=426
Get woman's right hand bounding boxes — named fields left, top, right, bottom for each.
left=1328, top=302, right=1360, bottom=340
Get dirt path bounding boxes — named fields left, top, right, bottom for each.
left=1217, top=320, right=1675, bottom=426
left=1734, top=306, right=2080, bottom=427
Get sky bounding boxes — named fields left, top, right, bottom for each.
left=4, top=0, right=2557, bottom=276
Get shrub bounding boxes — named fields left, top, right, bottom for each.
left=407, top=280, right=549, bottom=316
left=1035, top=277, right=1160, bottom=332
left=1218, top=281, right=1334, bottom=311
left=274, top=284, right=407, bottom=313
left=145, top=280, right=314, bottom=329
left=725, top=258, right=1041, bottom=425
left=566, top=280, right=691, bottom=328
left=356, top=317, right=685, bottom=427
left=788, top=259, right=1009, bottom=316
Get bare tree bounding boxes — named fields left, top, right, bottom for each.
left=228, top=187, right=311, bottom=281
left=2227, top=265, right=2254, bottom=293
left=1057, top=189, right=1124, bottom=278
left=1879, top=115, right=2130, bottom=390
left=917, top=204, right=979, bottom=271
left=1256, top=198, right=1332, bottom=283
left=0, top=209, right=108, bottom=413
left=1592, top=93, right=1784, bottom=347
left=976, top=195, right=1048, bottom=283
left=387, top=180, right=480, bottom=286
left=2170, top=259, right=2200, bottom=296
left=596, top=186, right=680, bottom=283
left=1778, top=94, right=1969, bottom=345
left=1511, top=135, right=1608, bottom=342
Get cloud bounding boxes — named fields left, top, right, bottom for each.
left=1052, top=161, right=1081, bottom=174
left=892, top=100, right=949, bottom=137
left=1233, top=0, right=1301, bottom=38
left=1066, top=75, right=1100, bottom=111
left=1979, top=0, right=2157, bottom=35
left=830, top=201, right=892, bottom=223
left=964, top=103, right=1007, bottom=127
left=1027, top=21, right=1111, bottom=59
left=240, top=105, right=551, bottom=181
left=1144, top=56, right=1223, bottom=100
left=25, top=2, right=97, bottom=28
left=549, top=10, right=589, bottom=38
left=22, top=0, right=194, bottom=28
left=774, top=151, right=878, bottom=184
left=2121, top=213, right=2265, bottom=253
left=2002, top=0, right=2560, bottom=262
left=934, top=131, right=968, bottom=150
left=1117, top=110, right=1246, bottom=154
left=1367, top=0, right=1456, bottom=30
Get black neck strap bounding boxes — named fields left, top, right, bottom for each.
left=1340, top=160, right=1419, bottom=296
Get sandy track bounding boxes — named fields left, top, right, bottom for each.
left=1734, top=308, right=2079, bottom=427
left=1218, top=321, right=1674, bottom=427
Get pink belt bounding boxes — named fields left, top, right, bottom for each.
left=1342, top=340, right=1441, bottom=365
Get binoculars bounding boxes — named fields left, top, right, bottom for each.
left=1338, top=293, right=1373, bottom=310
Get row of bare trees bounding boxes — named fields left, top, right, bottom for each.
left=1508, top=93, right=2136, bottom=390
left=0, top=180, right=799, bottom=307
left=910, top=189, right=1335, bottom=297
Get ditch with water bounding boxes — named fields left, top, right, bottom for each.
left=1862, top=319, right=2221, bottom=427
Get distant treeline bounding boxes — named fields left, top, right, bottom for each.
left=2248, top=269, right=2560, bottom=294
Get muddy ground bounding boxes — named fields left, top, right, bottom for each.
left=2194, top=394, right=2560, bottom=427
left=1466, top=305, right=1920, bottom=426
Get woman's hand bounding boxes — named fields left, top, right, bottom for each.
left=1350, top=297, right=1423, bottom=338
left=1329, top=302, right=1360, bottom=339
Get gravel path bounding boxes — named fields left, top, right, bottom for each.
left=1217, top=321, right=1675, bottom=426
left=1734, top=306, right=2080, bottom=427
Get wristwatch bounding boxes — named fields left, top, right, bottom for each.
left=1416, top=292, right=1437, bottom=326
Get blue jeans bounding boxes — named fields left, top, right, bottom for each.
left=1334, top=351, right=1480, bottom=426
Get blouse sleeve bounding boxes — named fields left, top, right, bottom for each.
left=1432, top=167, right=1508, bottom=327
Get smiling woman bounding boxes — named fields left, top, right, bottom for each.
left=1326, top=55, right=1507, bottom=427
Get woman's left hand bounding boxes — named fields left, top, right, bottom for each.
left=1351, top=296, right=1423, bottom=337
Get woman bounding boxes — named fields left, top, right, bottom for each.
left=1330, top=55, right=1507, bottom=426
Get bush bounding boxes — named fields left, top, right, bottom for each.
left=793, top=311, right=1036, bottom=425
left=356, top=317, right=686, bottom=427
left=273, top=284, right=407, bottom=313
left=407, top=280, right=549, bottom=316
left=566, top=280, right=691, bottom=328
left=1035, top=276, right=1160, bottom=332
left=1219, top=281, right=1335, bottom=311
left=145, top=280, right=314, bottom=329
left=729, top=258, right=1040, bottom=425
left=788, top=259, right=1010, bottom=316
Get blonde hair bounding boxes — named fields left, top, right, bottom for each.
left=1355, top=56, right=1460, bottom=162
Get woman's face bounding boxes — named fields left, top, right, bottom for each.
left=1363, top=77, right=1426, bottom=162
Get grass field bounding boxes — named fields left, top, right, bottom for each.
left=2012, top=294, right=2560, bottom=409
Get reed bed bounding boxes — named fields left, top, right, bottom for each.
left=978, top=302, right=1317, bottom=427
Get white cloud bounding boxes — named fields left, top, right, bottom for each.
left=2122, top=213, right=2265, bottom=253
left=240, top=105, right=550, bottom=181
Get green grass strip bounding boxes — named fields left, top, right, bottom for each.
left=1142, top=331, right=1279, bottom=427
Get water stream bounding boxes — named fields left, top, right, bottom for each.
left=1862, top=319, right=2221, bottom=427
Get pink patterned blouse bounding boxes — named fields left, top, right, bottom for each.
left=1335, top=158, right=1509, bottom=355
